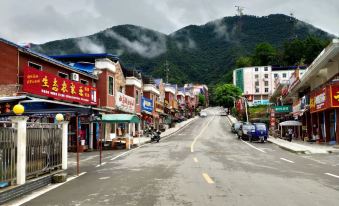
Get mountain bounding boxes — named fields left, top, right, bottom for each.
left=31, top=14, right=333, bottom=85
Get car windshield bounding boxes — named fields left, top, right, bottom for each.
left=256, top=124, right=267, bottom=130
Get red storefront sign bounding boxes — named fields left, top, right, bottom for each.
left=330, top=85, right=339, bottom=107
left=23, top=67, right=97, bottom=105
left=310, top=86, right=329, bottom=113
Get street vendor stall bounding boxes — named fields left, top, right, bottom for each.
left=95, top=114, right=140, bottom=149
left=278, top=120, right=302, bottom=140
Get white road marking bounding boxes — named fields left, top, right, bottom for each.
left=96, top=162, right=107, bottom=167
left=325, top=173, right=339, bottom=179
left=202, top=173, right=215, bottom=184
left=9, top=172, right=87, bottom=206
left=191, top=116, right=214, bottom=152
left=99, top=176, right=110, bottom=180
left=193, top=157, right=198, bottom=163
left=241, top=140, right=266, bottom=153
left=280, top=158, right=295, bottom=163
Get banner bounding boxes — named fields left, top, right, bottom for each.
left=310, top=86, right=329, bottom=113
left=23, top=67, right=97, bottom=105
left=141, top=97, right=153, bottom=113
left=116, top=92, right=135, bottom=113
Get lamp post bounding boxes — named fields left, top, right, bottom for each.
left=55, top=113, right=64, bottom=122
left=13, top=103, right=25, bottom=115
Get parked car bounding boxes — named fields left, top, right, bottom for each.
left=248, top=123, right=268, bottom=142
left=237, top=123, right=255, bottom=140
left=231, top=122, right=243, bottom=133
left=200, top=111, right=207, bottom=117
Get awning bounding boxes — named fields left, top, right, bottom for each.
left=96, top=114, right=140, bottom=123
left=279, top=120, right=302, bottom=126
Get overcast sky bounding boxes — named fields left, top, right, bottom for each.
left=0, top=0, right=338, bottom=44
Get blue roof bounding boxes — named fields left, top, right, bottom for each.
left=50, top=53, right=119, bottom=62
left=72, top=62, right=95, bottom=73
left=154, top=78, right=162, bottom=86
left=0, top=38, right=97, bottom=79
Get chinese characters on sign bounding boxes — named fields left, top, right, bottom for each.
left=116, top=92, right=135, bottom=113
left=310, top=86, right=329, bottom=113
left=23, top=67, right=97, bottom=105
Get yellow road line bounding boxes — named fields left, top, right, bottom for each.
left=202, top=173, right=215, bottom=184
left=193, top=157, right=198, bottom=163
left=190, top=116, right=214, bottom=152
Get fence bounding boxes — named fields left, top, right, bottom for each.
left=26, top=123, right=62, bottom=178
left=0, top=126, right=17, bottom=183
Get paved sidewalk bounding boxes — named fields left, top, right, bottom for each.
left=227, top=115, right=339, bottom=154
left=132, top=116, right=198, bottom=146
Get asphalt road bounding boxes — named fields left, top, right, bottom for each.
left=12, top=107, right=339, bottom=206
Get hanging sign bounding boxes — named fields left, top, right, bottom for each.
left=141, top=97, right=153, bottom=113
left=23, top=67, right=97, bottom=105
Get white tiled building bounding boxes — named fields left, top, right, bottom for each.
left=233, top=66, right=306, bottom=106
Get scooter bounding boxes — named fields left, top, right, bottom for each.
left=151, top=130, right=161, bottom=143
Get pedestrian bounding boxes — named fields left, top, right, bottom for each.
left=288, top=127, right=293, bottom=142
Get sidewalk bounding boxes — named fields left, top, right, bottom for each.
left=132, top=116, right=198, bottom=146
left=227, top=115, right=339, bottom=154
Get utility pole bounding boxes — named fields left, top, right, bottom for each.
left=164, top=60, right=169, bottom=83
left=235, top=5, right=244, bottom=16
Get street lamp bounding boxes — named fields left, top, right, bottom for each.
left=13, top=104, right=25, bottom=115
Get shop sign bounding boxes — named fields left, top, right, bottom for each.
left=155, top=101, right=164, bottom=113
left=310, top=86, right=329, bottom=113
left=288, top=69, right=300, bottom=91
left=141, top=97, right=153, bottom=113
left=274, top=105, right=291, bottom=113
left=293, top=99, right=301, bottom=113
left=281, top=85, right=289, bottom=96
left=270, top=109, right=275, bottom=127
left=23, top=67, right=97, bottom=105
left=116, top=92, right=135, bottom=113
left=331, top=85, right=339, bottom=107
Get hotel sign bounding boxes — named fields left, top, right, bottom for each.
left=23, top=67, right=97, bottom=105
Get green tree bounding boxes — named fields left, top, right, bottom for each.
left=214, top=83, right=242, bottom=108
left=303, top=35, right=330, bottom=64
left=283, top=38, right=305, bottom=65
left=235, top=56, right=253, bottom=68
left=198, top=94, right=206, bottom=106
left=252, top=42, right=277, bottom=66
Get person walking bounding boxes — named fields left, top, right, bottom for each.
left=288, top=127, right=293, bottom=142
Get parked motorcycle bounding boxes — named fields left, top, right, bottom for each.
left=143, top=126, right=153, bottom=137
left=150, top=130, right=161, bottom=143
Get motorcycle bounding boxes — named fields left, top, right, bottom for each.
left=150, top=130, right=161, bottom=143
left=143, top=126, right=153, bottom=137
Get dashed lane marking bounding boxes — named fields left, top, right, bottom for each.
left=202, top=173, right=215, bottom=184
left=280, top=158, right=295, bottom=163
left=325, top=173, right=339, bottom=179
left=96, top=162, right=107, bottom=167
left=99, top=176, right=110, bottom=180
left=193, top=157, right=198, bottom=163
left=241, top=140, right=266, bottom=153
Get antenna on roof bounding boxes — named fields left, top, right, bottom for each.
left=235, top=5, right=244, bottom=16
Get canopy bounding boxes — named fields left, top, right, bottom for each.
left=97, top=114, right=140, bottom=123
left=279, top=120, right=302, bottom=126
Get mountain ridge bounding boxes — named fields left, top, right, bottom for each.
left=31, top=14, right=333, bottom=85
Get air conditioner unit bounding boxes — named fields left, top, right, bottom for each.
left=71, top=73, right=79, bottom=81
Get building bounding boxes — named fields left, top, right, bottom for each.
left=233, top=66, right=306, bottom=106
left=277, top=39, right=339, bottom=144
left=0, top=38, right=99, bottom=152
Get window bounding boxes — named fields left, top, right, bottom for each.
left=58, top=72, right=68, bottom=79
left=119, top=86, right=123, bottom=93
left=265, top=88, right=269, bottom=93
left=28, top=61, right=42, bottom=70
left=264, top=81, right=268, bottom=86
left=255, top=67, right=259, bottom=72
left=108, top=76, right=114, bottom=95
left=264, top=74, right=269, bottom=79
left=274, top=74, right=278, bottom=78
left=282, top=73, right=287, bottom=78
left=92, top=80, right=96, bottom=87
left=136, top=90, right=139, bottom=104
left=80, top=79, right=89, bottom=85
left=264, top=67, right=268, bottom=71
left=110, top=123, right=116, bottom=133
left=255, top=88, right=259, bottom=93
left=255, top=81, right=259, bottom=86
left=255, top=74, right=259, bottom=79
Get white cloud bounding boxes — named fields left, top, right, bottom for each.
left=76, top=38, right=105, bottom=53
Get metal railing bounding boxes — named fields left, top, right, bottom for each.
left=26, top=123, right=62, bottom=178
left=0, top=127, right=17, bottom=183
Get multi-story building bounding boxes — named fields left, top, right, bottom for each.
left=233, top=66, right=306, bottom=106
